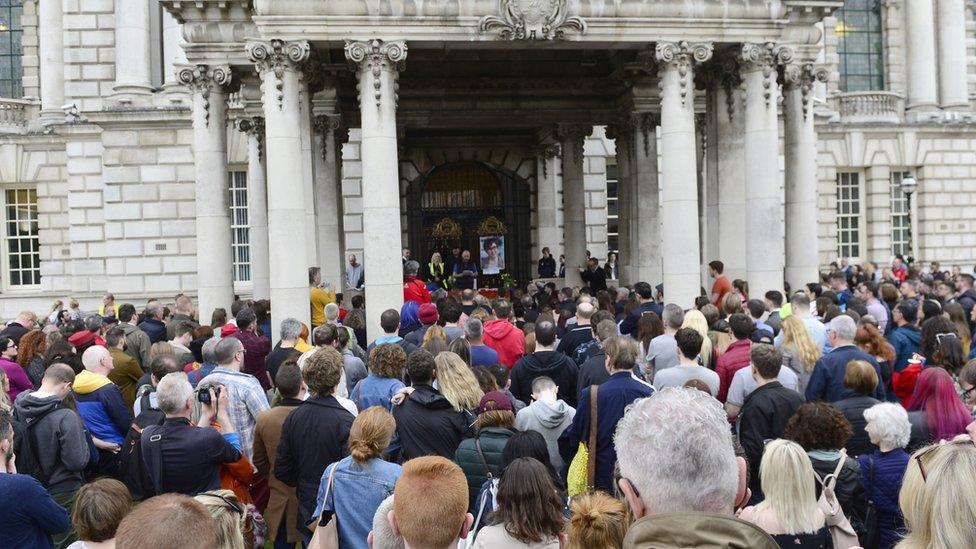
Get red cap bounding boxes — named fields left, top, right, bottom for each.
left=67, top=330, right=97, bottom=349
left=418, top=303, right=439, bottom=325
left=478, top=391, right=514, bottom=414
left=220, top=323, right=239, bottom=337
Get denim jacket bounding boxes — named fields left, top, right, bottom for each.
left=312, top=456, right=402, bottom=549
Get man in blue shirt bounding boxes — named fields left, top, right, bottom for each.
left=0, top=408, right=70, bottom=549
left=559, top=335, right=653, bottom=492
left=465, top=318, right=500, bottom=367
left=620, top=282, right=664, bottom=336
left=888, top=301, right=921, bottom=371
left=806, top=315, right=885, bottom=402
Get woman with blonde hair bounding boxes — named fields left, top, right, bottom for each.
left=565, top=491, right=628, bottom=549
left=739, top=439, right=827, bottom=547
left=433, top=351, right=483, bottom=412
left=0, top=369, right=11, bottom=411
left=896, top=438, right=976, bottom=549
left=194, top=490, right=247, bottom=549
left=149, top=341, right=175, bottom=361
left=779, top=315, right=821, bottom=395
left=421, top=325, right=449, bottom=355
left=312, top=407, right=402, bottom=549
left=680, top=309, right=714, bottom=368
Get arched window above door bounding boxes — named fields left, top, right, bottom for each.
left=422, top=163, right=502, bottom=209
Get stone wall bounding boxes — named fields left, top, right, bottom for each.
left=63, top=0, right=116, bottom=113
left=817, top=126, right=976, bottom=267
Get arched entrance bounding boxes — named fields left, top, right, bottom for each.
left=407, top=162, right=532, bottom=287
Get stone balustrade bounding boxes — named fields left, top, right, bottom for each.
left=0, top=98, right=40, bottom=134
left=836, top=91, right=904, bottom=124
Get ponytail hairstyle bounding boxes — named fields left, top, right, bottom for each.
left=348, top=406, right=396, bottom=463
left=565, top=491, right=629, bottom=549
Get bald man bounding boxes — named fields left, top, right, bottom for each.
left=74, top=345, right=132, bottom=476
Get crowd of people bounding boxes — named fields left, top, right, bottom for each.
left=1, top=254, right=976, bottom=549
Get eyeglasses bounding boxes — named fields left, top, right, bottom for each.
left=914, top=438, right=975, bottom=482
left=961, top=386, right=976, bottom=401
left=202, top=492, right=244, bottom=516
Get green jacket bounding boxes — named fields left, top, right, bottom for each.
left=119, top=322, right=151, bottom=371
left=624, top=512, right=779, bottom=549
left=454, top=426, right=516, bottom=512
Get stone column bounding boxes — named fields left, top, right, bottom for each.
left=38, top=0, right=64, bottom=124
left=555, top=124, right=590, bottom=288
left=937, top=0, right=969, bottom=109
left=535, top=143, right=563, bottom=275
left=784, top=63, right=829, bottom=293
left=741, top=43, right=790, bottom=298
left=656, top=41, right=712, bottom=308
left=177, top=65, right=237, bottom=319
left=905, top=0, right=939, bottom=111
left=236, top=117, right=271, bottom=301
left=605, top=123, right=632, bottom=285
left=314, top=114, right=345, bottom=289
left=299, top=80, right=319, bottom=264
left=162, top=9, right=189, bottom=100
left=113, top=0, right=153, bottom=100
left=714, top=61, right=747, bottom=280
left=345, top=39, right=408, bottom=341
left=631, top=112, right=662, bottom=285
left=247, top=39, right=316, bottom=336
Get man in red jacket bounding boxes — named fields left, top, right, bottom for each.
left=402, top=260, right=431, bottom=305
left=482, top=299, right=525, bottom=369
left=715, top=314, right=754, bottom=403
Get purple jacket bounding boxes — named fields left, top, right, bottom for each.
left=233, top=330, right=272, bottom=390
left=1, top=357, right=32, bottom=402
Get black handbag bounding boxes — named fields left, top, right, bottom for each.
left=859, top=455, right=881, bottom=549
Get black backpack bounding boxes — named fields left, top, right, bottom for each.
left=12, top=404, right=61, bottom=487
left=118, top=392, right=166, bottom=500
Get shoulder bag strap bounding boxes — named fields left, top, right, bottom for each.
left=25, top=406, right=60, bottom=486
left=474, top=437, right=493, bottom=479
left=318, top=464, right=339, bottom=527
left=586, top=384, right=599, bottom=491
left=144, top=426, right=165, bottom=495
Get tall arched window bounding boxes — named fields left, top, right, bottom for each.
left=835, top=0, right=885, bottom=91
left=0, top=0, right=23, bottom=98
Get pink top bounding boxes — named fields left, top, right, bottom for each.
left=0, top=356, right=33, bottom=402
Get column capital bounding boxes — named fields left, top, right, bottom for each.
left=313, top=114, right=345, bottom=160
left=740, top=43, right=793, bottom=107
left=553, top=124, right=590, bottom=166
left=655, top=41, right=713, bottom=106
left=344, top=40, right=408, bottom=108
left=719, top=53, right=743, bottom=121
left=246, top=39, right=314, bottom=109
left=740, top=42, right=794, bottom=74
left=176, top=64, right=236, bottom=127
left=782, top=62, right=830, bottom=118
left=534, top=143, right=561, bottom=178
left=235, top=116, right=265, bottom=161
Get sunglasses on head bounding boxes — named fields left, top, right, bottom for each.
left=914, top=438, right=975, bottom=482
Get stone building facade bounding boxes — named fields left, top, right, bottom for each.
left=0, top=0, right=972, bottom=336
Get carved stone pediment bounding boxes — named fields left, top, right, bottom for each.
left=480, top=0, right=587, bottom=40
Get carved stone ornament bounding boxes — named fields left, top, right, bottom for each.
left=477, top=216, right=508, bottom=236
left=537, top=143, right=561, bottom=178
left=246, top=39, right=311, bottom=110
left=740, top=43, right=794, bottom=108
left=235, top=116, right=265, bottom=161
left=631, top=112, right=659, bottom=158
left=344, top=40, right=408, bottom=109
left=177, top=64, right=234, bottom=128
left=783, top=63, right=830, bottom=119
left=313, top=114, right=344, bottom=160
left=720, top=54, right=742, bottom=122
left=479, top=0, right=587, bottom=40
left=432, top=217, right=463, bottom=239
left=655, top=42, right=714, bottom=107
left=554, top=124, right=590, bottom=167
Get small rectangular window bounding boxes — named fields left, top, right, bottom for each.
left=228, top=171, right=251, bottom=283
left=836, top=172, right=861, bottom=259
left=4, top=187, right=40, bottom=287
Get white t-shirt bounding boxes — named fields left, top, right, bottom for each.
left=725, top=366, right=800, bottom=407
left=652, top=365, right=720, bottom=396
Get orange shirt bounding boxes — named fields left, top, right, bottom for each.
left=712, top=275, right=732, bottom=307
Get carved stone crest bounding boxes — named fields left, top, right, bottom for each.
left=480, top=0, right=587, bottom=40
